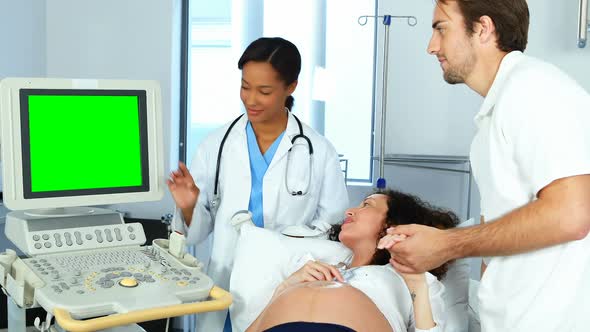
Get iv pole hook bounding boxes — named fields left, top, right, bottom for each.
left=357, top=14, right=417, bottom=189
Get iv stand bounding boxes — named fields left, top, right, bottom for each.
left=578, top=0, right=589, bottom=48
left=358, top=14, right=417, bottom=189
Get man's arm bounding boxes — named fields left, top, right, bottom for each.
left=452, top=174, right=590, bottom=258
left=390, top=174, right=590, bottom=273
left=479, top=216, right=487, bottom=277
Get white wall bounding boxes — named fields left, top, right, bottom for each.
left=0, top=1, right=47, bottom=194
left=0, top=1, right=46, bottom=78
left=44, top=0, right=181, bottom=219
left=0, top=0, right=181, bottom=219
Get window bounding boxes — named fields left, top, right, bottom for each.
left=183, top=0, right=376, bottom=182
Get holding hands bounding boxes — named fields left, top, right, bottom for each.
left=380, top=225, right=452, bottom=275
left=378, top=233, right=426, bottom=285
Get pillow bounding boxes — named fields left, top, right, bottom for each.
left=229, top=221, right=471, bottom=332
left=440, top=217, right=474, bottom=332
left=468, top=279, right=481, bottom=332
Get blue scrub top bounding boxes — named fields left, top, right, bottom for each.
left=246, top=121, right=285, bottom=228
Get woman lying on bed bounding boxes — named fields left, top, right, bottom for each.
left=245, top=189, right=459, bottom=332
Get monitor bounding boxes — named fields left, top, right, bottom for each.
left=0, top=78, right=164, bottom=212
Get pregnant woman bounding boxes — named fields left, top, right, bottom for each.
left=246, top=189, right=459, bottom=332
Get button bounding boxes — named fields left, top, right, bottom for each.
left=34, top=243, right=42, bottom=249
left=77, top=290, right=85, bottom=294
left=33, top=235, right=41, bottom=241
left=95, top=230, right=104, bottom=243
left=129, top=234, right=136, bottom=240
left=105, top=229, right=113, bottom=242
left=44, top=242, right=52, bottom=248
left=127, top=226, right=134, bottom=232
left=176, top=281, right=188, bottom=287
left=64, top=233, right=73, bottom=246
left=42, top=234, right=50, bottom=240
left=114, top=228, right=123, bottom=241
left=119, top=278, right=138, bottom=288
left=85, top=234, right=93, bottom=240
left=74, top=232, right=83, bottom=245
left=101, top=280, right=115, bottom=288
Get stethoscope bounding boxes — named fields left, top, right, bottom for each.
left=210, top=111, right=313, bottom=216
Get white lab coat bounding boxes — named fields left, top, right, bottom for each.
left=172, top=112, right=349, bottom=331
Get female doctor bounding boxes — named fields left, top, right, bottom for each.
left=167, top=37, right=349, bottom=331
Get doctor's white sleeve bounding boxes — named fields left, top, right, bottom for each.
left=171, top=143, right=215, bottom=245
left=309, top=141, right=349, bottom=232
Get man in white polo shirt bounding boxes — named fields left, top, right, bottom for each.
left=384, top=0, right=590, bottom=331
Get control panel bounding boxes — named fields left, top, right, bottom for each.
left=21, top=240, right=212, bottom=319
left=0, top=206, right=228, bottom=331
left=5, top=209, right=146, bottom=256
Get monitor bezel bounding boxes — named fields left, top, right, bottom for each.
left=19, top=89, right=151, bottom=199
left=0, top=78, right=164, bottom=211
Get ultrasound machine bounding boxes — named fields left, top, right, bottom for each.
left=0, top=78, right=231, bottom=332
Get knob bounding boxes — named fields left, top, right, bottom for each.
left=119, top=278, right=138, bottom=288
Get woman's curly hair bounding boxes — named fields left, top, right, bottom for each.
left=328, top=189, right=459, bottom=280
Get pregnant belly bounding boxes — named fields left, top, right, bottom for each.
left=252, top=281, right=393, bottom=332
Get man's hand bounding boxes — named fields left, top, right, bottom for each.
left=386, top=224, right=453, bottom=274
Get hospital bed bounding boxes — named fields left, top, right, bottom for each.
left=231, top=221, right=482, bottom=332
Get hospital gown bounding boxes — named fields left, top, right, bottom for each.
left=286, top=253, right=447, bottom=332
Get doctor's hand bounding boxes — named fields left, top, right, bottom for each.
left=385, top=224, right=453, bottom=274
left=167, top=162, right=200, bottom=224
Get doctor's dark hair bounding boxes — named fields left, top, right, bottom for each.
left=436, top=0, right=529, bottom=52
left=238, top=37, right=301, bottom=110
left=328, top=189, right=459, bottom=280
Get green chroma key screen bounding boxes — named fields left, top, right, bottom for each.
left=20, top=89, right=149, bottom=198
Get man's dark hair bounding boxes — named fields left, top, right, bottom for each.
left=328, top=189, right=459, bottom=280
left=437, top=0, right=529, bottom=52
